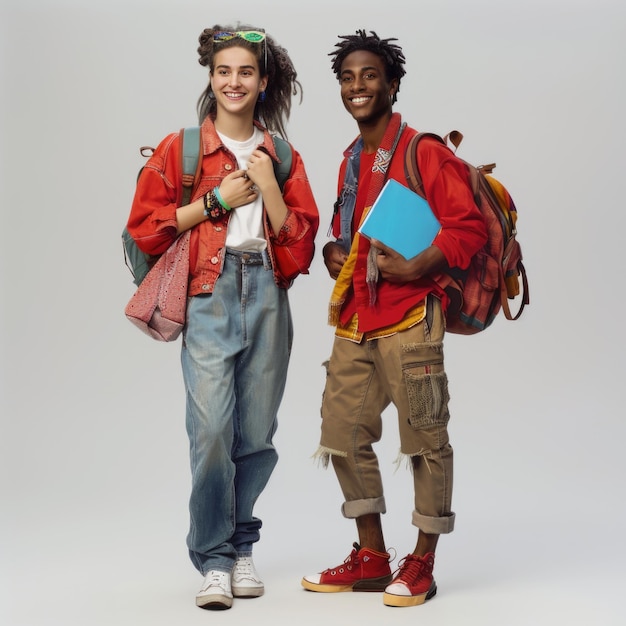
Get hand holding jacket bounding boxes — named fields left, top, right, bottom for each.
left=127, top=117, right=319, bottom=293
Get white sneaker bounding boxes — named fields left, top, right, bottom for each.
left=232, top=555, right=264, bottom=597
left=196, top=570, right=233, bottom=609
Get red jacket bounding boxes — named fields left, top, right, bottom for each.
left=127, top=117, right=319, bottom=293
left=333, top=122, right=488, bottom=332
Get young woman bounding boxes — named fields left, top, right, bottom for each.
left=127, top=24, right=319, bottom=610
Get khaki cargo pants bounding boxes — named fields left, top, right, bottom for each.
left=319, top=297, right=455, bottom=535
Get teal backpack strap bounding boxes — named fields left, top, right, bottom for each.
left=272, top=136, right=294, bottom=191
left=124, top=126, right=202, bottom=287
left=180, top=126, right=202, bottom=206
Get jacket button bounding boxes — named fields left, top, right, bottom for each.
left=211, top=256, right=219, bottom=264
left=224, top=164, right=232, bottom=171
left=202, top=284, right=210, bottom=290
left=214, top=226, right=223, bottom=232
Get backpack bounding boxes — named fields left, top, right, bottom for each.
left=404, top=130, right=529, bottom=335
left=123, top=127, right=293, bottom=287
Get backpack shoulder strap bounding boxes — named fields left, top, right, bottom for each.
left=272, top=136, right=294, bottom=191
left=404, top=131, right=468, bottom=297
left=404, top=132, right=447, bottom=199
left=180, top=126, right=202, bottom=206
left=178, top=130, right=291, bottom=204
left=405, top=131, right=484, bottom=205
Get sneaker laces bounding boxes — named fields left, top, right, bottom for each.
left=201, top=571, right=228, bottom=591
left=234, top=557, right=257, bottom=581
left=322, top=542, right=361, bottom=574
left=394, top=554, right=433, bottom=584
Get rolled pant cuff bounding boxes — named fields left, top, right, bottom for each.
left=342, top=496, right=386, bottom=519
left=412, top=509, right=455, bottom=534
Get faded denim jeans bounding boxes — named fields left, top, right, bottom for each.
left=181, top=249, right=292, bottom=574
left=319, top=297, right=455, bottom=536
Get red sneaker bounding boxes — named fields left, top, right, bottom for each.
left=383, top=552, right=437, bottom=607
left=301, top=543, right=393, bottom=592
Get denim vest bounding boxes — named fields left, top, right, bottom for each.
left=333, top=137, right=364, bottom=253
left=332, top=121, right=405, bottom=253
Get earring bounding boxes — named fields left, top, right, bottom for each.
left=259, top=91, right=266, bottom=103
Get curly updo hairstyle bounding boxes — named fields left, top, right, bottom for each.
left=329, top=30, right=406, bottom=104
left=197, top=24, right=302, bottom=138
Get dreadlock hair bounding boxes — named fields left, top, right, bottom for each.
left=196, top=23, right=302, bottom=139
left=329, top=30, right=406, bottom=104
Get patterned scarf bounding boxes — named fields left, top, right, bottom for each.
left=329, top=114, right=405, bottom=325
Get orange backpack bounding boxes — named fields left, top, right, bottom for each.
left=404, top=131, right=529, bottom=335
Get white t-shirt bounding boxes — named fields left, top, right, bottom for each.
left=217, top=127, right=266, bottom=252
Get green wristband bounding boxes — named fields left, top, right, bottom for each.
left=213, top=186, right=231, bottom=211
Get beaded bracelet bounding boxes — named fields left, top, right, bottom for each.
left=203, top=188, right=229, bottom=221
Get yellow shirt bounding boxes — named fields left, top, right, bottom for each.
left=334, top=301, right=426, bottom=343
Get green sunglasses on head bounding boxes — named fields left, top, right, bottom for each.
left=212, top=29, right=268, bottom=77
left=213, top=30, right=266, bottom=43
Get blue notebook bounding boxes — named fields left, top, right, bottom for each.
left=358, top=178, right=441, bottom=260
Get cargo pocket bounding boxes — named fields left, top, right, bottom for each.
left=404, top=368, right=450, bottom=430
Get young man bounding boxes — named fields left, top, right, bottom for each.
left=301, top=31, right=487, bottom=607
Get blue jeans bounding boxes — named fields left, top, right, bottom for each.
left=181, top=249, right=293, bottom=575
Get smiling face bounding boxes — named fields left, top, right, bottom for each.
left=339, top=49, right=398, bottom=126
left=210, top=46, right=268, bottom=119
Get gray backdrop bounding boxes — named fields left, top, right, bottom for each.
left=2, top=0, right=625, bottom=624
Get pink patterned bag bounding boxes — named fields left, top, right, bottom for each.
left=125, top=230, right=191, bottom=341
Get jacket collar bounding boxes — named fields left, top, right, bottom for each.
left=343, top=112, right=404, bottom=159
left=200, top=116, right=278, bottom=160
